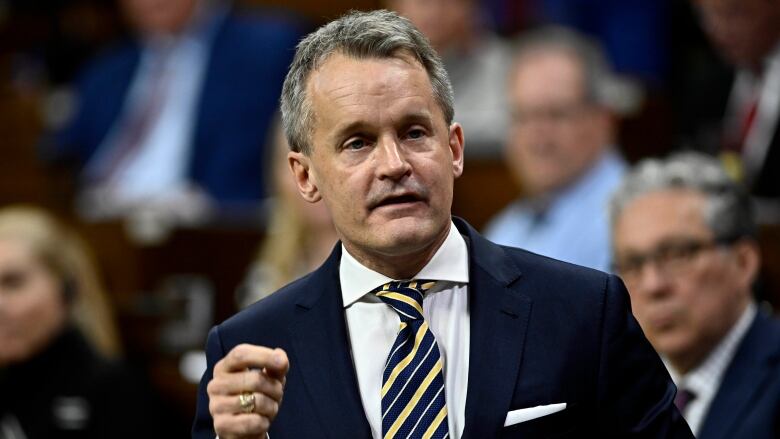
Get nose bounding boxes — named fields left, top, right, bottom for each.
left=375, top=135, right=412, bottom=180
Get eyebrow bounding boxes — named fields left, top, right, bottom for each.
left=331, top=110, right=436, bottom=143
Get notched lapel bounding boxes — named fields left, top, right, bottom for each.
left=458, top=222, right=533, bottom=439
left=288, top=247, right=372, bottom=438
left=698, top=313, right=780, bottom=439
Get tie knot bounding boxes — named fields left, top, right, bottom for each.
left=374, top=280, right=436, bottom=321
left=674, top=388, right=696, bottom=413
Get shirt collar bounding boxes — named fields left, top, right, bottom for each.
left=339, top=220, right=469, bottom=308
left=665, top=301, right=757, bottom=392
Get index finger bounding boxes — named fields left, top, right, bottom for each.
left=215, top=344, right=286, bottom=374
left=264, top=348, right=289, bottom=381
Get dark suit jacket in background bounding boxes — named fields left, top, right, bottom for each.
left=697, top=310, right=780, bottom=439
left=192, top=219, right=693, bottom=438
left=51, top=11, right=303, bottom=205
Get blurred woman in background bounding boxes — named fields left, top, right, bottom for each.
left=0, top=206, right=153, bottom=438
left=238, top=121, right=337, bottom=307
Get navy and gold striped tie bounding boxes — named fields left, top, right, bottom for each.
left=373, top=280, right=449, bottom=439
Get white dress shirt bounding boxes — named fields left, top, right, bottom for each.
left=664, top=302, right=757, bottom=436
left=340, top=221, right=470, bottom=439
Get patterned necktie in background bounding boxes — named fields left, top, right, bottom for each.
left=374, top=280, right=449, bottom=439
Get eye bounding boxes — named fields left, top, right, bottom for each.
left=345, top=138, right=367, bottom=150
left=615, top=255, right=644, bottom=277
left=406, top=128, right=426, bottom=140
left=0, top=269, right=30, bottom=292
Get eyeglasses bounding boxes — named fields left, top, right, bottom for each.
left=509, top=102, right=589, bottom=127
left=613, top=237, right=733, bottom=285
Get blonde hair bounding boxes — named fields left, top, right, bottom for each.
left=0, top=206, right=121, bottom=357
left=255, top=124, right=321, bottom=294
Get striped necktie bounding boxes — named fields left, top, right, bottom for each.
left=373, top=280, right=449, bottom=439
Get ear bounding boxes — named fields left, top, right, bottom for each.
left=448, top=122, right=465, bottom=179
left=288, top=151, right=322, bottom=203
left=732, top=238, right=761, bottom=292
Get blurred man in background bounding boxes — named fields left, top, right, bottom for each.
left=691, top=0, right=780, bottom=200
left=387, top=0, right=510, bottom=157
left=49, top=0, right=302, bottom=221
left=485, top=27, right=626, bottom=272
left=611, top=152, right=780, bottom=438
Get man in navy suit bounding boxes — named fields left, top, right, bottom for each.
left=51, top=0, right=301, bottom=216
left=611, top=152, right=780, bottom=438
left=193, top=10, right=693, bottom=438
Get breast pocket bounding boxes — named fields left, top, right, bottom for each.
left=500, top=402, right=580, bottom=439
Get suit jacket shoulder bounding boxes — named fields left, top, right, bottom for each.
left=698, top=311, right=780, bottom=439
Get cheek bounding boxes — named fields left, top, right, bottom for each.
left=675, top=266, right=738, bottom=331
left=0, top=282, right=67, bottom=362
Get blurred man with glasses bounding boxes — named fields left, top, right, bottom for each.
left=610, top=152, right=780, bottom=439
left=484, top=27, right=627, bottom=272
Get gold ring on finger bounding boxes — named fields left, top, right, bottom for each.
left=238, top=392, right=256, bottom=414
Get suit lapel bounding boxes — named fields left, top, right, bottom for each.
left=288, top=246, right=372, bottom=438
left=697, top=312, right=780, bottom=439
left=456, top=220, right=533, bottom=439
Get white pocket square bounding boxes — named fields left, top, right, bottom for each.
left=504, top=402, right=567, bottom=427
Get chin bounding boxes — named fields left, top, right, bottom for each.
left=376, top=217, right=444, bottom=252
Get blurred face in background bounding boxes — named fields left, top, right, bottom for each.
left=0, top=238, right=68, bottom=366
left=506, top=49, right=611, bottom=196
left=388, top=0, right=474, bottom=53
left=613, top=189, right=758, bottom=373
left=694, top=0, right=780, bottom=69
left=120, top=0, right=199, bottom=36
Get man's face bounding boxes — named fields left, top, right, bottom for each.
left=288, top=53, right=464, bottom=272
left=121, top=0, right=198, bottom=36
left=506, top=50, right=610, bottom=196
left=613, top=189, right=756, bottom=371
left=695, top=0, right=780, bottom=68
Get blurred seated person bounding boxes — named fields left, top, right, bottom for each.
left=0, top=206, right=159, bottom=438
left=387, top=0, right=510, bottom=158
left=610, top=152, right=780, bottom=438
left=237, top=120, right=336, bottom=307
left=48, top=0, right=302, bottom=221
left=689, top=0, right=780, bottom=200
left=484, top=27, right=627, bottom=272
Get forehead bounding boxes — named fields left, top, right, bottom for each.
left=0, top=238, right=35, bottom=265
left=306, top=52, right=440, bottom=121
left=615, top=189, right=713, bottom=248
left=509, top=49, right=585, bottom=104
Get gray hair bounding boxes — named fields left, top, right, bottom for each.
left=280, top=9, right=455, bottom=155
left=610, top=152, right=756, bottom=242
left=511, top=26, right=620, bottom=109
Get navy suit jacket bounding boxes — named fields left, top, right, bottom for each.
left=53, top=12, right=302, bottom=204
left=193, top=219, right=693, bottom=437
left=697, top=310, right=780, bottom=439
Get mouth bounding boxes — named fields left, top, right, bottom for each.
left=645, top=309, right=680, bottom=332
left=370, top=193, right=426, bottom=210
